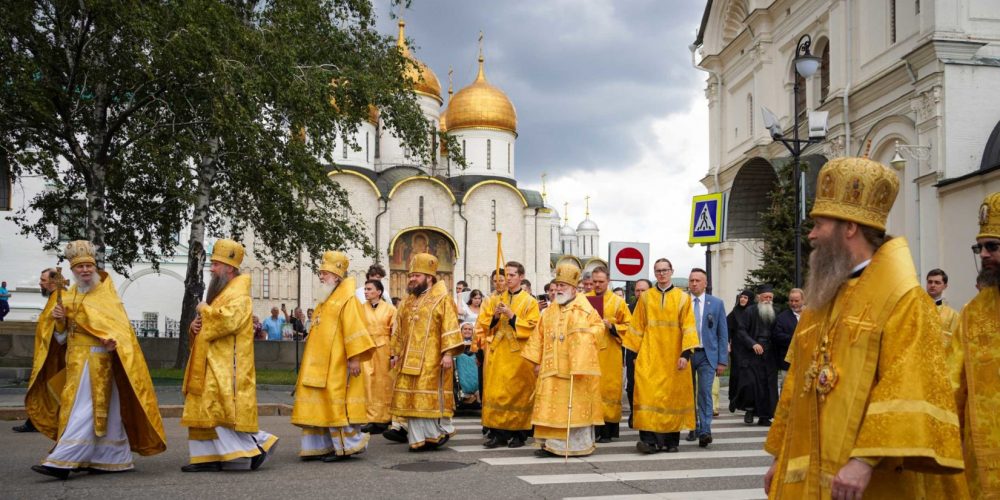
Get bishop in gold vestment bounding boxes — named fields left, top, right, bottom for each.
left=390, top=253, right=464, bottom=450
left=360, top=279, right=397, bottom=433
left=950, top=192, right=1000, bottom=498
left=31, top=241, right=165, bottom=480
left=476, top=261, right=539, bottom=448
left=764, top=157, right=963, bottom=499
left=522, top=263, right=603, bottom=457
left=292, top=251, right=376, bottom=460
left=625, top=258, right=699, bottom=453
left=586, top=266, right=632, bottom=442
left=181, top=240, right=277, bottom=472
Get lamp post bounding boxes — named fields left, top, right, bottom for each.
left=776, top=34, right=823, bottom=288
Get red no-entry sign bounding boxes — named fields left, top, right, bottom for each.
left=608, top=242, right=649, bottom=281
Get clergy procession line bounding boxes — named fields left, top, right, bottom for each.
left=17, top=154, right=1000, bottom=499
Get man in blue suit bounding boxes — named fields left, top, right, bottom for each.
left=687, top=268, right=728, bottom=448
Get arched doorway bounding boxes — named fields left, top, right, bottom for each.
left=727, top=157, right=779, bottom=239
left=388, top=227, right=459, bottom=300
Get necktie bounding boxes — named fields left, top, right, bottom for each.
left=694, top=296, right=702, bottom=334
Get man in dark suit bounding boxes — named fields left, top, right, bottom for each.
left=686, top=269, right=728, bottom=447
left=770, top=288, right=802, bottom=394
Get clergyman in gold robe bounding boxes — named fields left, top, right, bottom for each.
left=31, top=241, right=165, bottom=480
left=925, top=268, right=960, bottom=346
left=22, top=267, right=67, bottom=436
left=625, top=257, right=699, bottom=454
left=585, top=265, right=631, bottom=443
left=389, top=253, right=464, bottom=450
left=950, top=191, right=1000, bottom=498
left=181, top=239, right=278, bottom=472
left=360, top=278, right=397, bottom=435
left=477, top=260, right=539, bottom=449
left=522, top=263, right=603, bottom=458
left=292, top=251, right=375, bottom=461
left=763, top=157, right=964, bottom=499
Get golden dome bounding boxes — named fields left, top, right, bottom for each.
left=445, top=56, right=517, bottom=135
left=397, top=21, right=442, bottom=103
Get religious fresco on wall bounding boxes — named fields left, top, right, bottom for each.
left=388, top=228, right=457, bottom=299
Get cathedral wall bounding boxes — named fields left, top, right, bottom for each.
left=332, top=122, right=377, bottom=170
left=377, top=94, right=441, bottom=170
left=463, top=183, right=526, bottom=292
left=328, top=173, right=382, bottom=299
left=449, top=129, right=515, bottom=178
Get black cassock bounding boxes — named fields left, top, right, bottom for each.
left=730, top=305, right=779, bottom=419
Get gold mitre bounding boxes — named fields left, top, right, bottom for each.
left=320, top=251, right=349, bottom=278
left=409, top=252, right=438, bottom=275
left=210, top=239, right=245, bottom=268
left=65, top=240, right=97, bottom=269
left=809, top=156, right=899, bottom=231
left=554, top=263, right=581, bottom=286
left=978, top=192, right=1000, bottom=239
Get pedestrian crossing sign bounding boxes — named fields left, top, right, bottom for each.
left=689, top=193, right=724, bottom=244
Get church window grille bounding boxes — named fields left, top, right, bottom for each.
left=374, top=125, right=380, bottom=159
left=0, top=159, right=10, bottom=210
left=487, top=139, right=492, bottom=169
left=491, top=200, right=497, bottom=231
left=366, top=133, right=369, bottom=163
left=507, top=143, right=511, bottom=172
left=889, top=0, right=897, bottom=44
left=419, top=196, right=425, bottom=225
left=915, top=0, right=920, bottom=14
left=747, top=94, right=754, bottom=138
left=262, top=269, right=271, bottom=299
left=253, top=268, right=262, bottom=298
left=342, top=137, right=348, bottom=159
left=820, top=44, right=830, bottom=102
left=462, top=140, right=466, bottom=158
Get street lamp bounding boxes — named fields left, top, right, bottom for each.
left=763, top=33, right=827, bottom=288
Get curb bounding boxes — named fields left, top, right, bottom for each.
left=0, top=403, right=294, bottom=421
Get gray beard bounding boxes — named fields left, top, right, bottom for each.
left=978, top=265, right=1000, bottom=290
left=206, top=273, right=232, bottom=304
left=804, top=235, right=854, bottom=310
left=757, top=302, right=775, bottom=324
left=555, top=291, right=574, bottom=305
left=74, top=275, right=97, bottom=294
left=318, top=280, right=339, bottom=303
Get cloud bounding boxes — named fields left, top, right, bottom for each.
left=522, top=91, right=711, bottom=281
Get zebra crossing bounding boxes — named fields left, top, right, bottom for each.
left=444, top=410, right=773, bottom=500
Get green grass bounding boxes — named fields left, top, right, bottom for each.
left=149, top=368, right=298, bottom=386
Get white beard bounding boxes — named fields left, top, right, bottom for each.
left=74, top=274, right=97, bottom=294
left=318, top=279, right=340, bottom=302
left=555, top=291, right=574, bottom=305
left=758, top=302, right=775, bottom=324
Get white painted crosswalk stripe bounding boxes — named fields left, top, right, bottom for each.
left=449, top=436, right=765, bottom=452
left=562, top=488, right=765, bottom=500
left=480, top=449, right=768, bottom=466
left=447, top=425, right=768, bottom=442
left=518, top=466, right=769, bottom=485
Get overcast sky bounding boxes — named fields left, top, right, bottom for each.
left=377, top=1, right=712, bottom=282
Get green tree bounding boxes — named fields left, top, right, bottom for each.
left=1, top=1, right=454, bottom=367
left=745, top=161, right=813, bottom=305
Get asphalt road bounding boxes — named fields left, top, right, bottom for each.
left=0, top=406, right=771, bottom=500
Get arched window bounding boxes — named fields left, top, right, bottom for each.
left=419, top=196, right=425, bottom=226
left=374, top=124, right=380, bottom=159
left=747, top=94, right=754, bottom=138
left=820, top=44, right=830, bottom=102
left=491, top=200, right=497, bottom=231
left=507, top=143, right=511, bottom=172
left=262, top=269, right=270, bottom=299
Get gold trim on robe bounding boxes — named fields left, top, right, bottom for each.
left=363, top=299, right=397, bottom=424
left=477, top=289, right=539, bottom=430
left=586, top=290, right=632, bottom=423
left=25, top=292, right=66, bottom=440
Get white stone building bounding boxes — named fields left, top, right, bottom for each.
left=693, top=0, right=1000, bottom=307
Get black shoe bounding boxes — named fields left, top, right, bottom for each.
left=757, top=417, right=772, bottom=427
left=250, top=448, right=268, bottom=470
left=321, top=453, right=350, bottom=462
left=383, top=428, right=408, bottom=443
left=362, top=423, right=388, bottom=435
left=665, top=446, right=679, bottom=453
left=534, top=448, right=556, bottom=458
left=483, top=437, right=507, bottom=449
left=434, top=434, right=451, bottom=448
left=181, top=462, right=222, bottom=472
left=507, top=438, right=525, bottom=448
left=596, top=436, right=611, bottom=444
left=698, top=434, right=713, bottom=448
left=744, top=411, right=754, bottom=424
left=31, top=465, right=70, bottom=480
left=13, top=420, right=38, bottom=433
left=636, top=441, right=658, bottom=454
left=685, top=430, right=697, bottom=442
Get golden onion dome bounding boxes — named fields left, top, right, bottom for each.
left=397, top=21, right=442, bottom=103
left=445, top=55, right=517, bottom=135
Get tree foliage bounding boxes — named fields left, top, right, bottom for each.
left=744, top=161, right=813, bottom=305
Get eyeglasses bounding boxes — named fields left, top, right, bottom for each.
left=972, top=241, right=1000, bottom=254
left=653, top=268, right=673, bottom=274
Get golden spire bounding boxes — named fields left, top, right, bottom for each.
left=478, top=30, right=484, bottom=59
left=448, top=66, right=454, bottom=97
left=563, top=202, right=569, bottom=225
left=541, top=173, right=548, bottom=201
left=397, top=19, right=408, bottom=54
left=585, top=195, right=591, bottom=218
